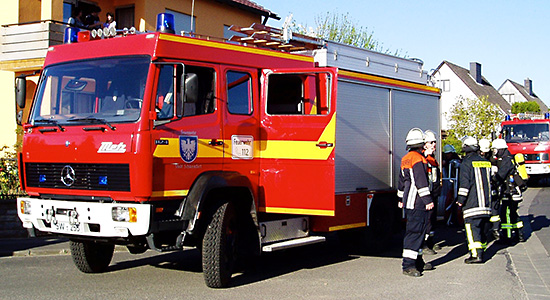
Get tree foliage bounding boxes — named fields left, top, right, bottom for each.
left=443, top=96, right=502, bottom=155
left=288, top=12, right=405, bottom=57
left=511, top=101, right=541, bottom=114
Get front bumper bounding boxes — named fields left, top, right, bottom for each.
left=525, top=163, right=550, bottom=175
left=17, top=197, right=152, bottom=238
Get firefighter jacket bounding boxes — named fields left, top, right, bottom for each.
left=426, top=154, right=441, bottom=198
left=457, top=152, right=492, bottom=219
left=494, top=149, right=523, bottom=201
left=398, top=149, right=432, bottom=210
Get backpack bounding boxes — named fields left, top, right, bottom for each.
left=512, top=153, right=528, bottom=192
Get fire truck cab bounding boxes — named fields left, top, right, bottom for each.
left=501, top=114, right=550, bottom=178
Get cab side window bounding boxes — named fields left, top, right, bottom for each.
left=156, top=65, right=175, bottom=120
left=184, top=65, right=216, bottom=117
left=266, top=73, right=330, bottom=115
left=227, top=71, right=252, bottom=115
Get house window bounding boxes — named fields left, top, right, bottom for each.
left=167, top=9, right=196, bottom=34
left=440, top=80, right=450, bottom=92
left=116, top=6, right=135, bottom=29
left=502, top=93, right=514, bottom=104
left=63, top=2, right=73, bottom=23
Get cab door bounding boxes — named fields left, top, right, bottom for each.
left=151, top=63, right=222, bottom=199
left=221, top=67, right=260, bottom=199
left=259, top=68, right=337, bottom=216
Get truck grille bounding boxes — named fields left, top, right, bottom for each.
left=25, top=163, right=130, bottom=191
left=524, top=153, right=549, bottom=162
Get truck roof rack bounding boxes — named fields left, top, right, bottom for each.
left=228, top=23, right=324, bottom=52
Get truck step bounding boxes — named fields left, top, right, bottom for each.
left=261, top=236, right=326, bottom=252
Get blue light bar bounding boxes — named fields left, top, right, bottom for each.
left=39, top=175, right=46, bottom=183
left=64, top=27, right=80, bottom=44
left=99, top=176, right=108, bottom=186
left=157, top=13, right=175, bottom=34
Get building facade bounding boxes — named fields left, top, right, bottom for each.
left=498, top=78, right=548, bottom=112
left=0, top=0, right=277, bottom=148
left=431, top=60, right=511, bottom=131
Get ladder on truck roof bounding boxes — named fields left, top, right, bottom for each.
left=228, top=23, right=324, bottom=52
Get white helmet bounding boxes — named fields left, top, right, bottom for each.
left=406, top=128, right=425, bottom=146
left=491, top=138, right=508, bottom=149
left=479, top=138, right=491, bottom=153
left=424, top=130, right=437, bottom=143
left=462, top=136, right=478, bottom=151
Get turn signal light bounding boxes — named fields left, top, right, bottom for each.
left=112, top=206, right=137, bottom=223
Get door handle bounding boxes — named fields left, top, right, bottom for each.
left=209, top=139, right=224, bottom=146
left=316, top=141, right=334, bottom=148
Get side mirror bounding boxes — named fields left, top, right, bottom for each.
left=15, top=76, right=26, bottom=109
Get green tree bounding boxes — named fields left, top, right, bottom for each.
left=444, top=96, right=502, bottom=155
left=511, top=101, right=540, bottom=114
left=289, top=12, right=405, bottom=57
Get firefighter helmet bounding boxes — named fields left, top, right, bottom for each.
left=424, top=130, right=437, bottom=143
left=491, top=138, right=508, bottom=149
left=462, top=136, right=478, bottom=146
left=406, top=128, right=425, bottom=146
left=479, top=138, right=491, bottom=153
left=443, top=144, right=456, bottom=153
left=462, top=136, right=478, bottom=152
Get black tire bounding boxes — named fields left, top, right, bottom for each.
left=70, top=240, right=115, bottom=273
left=202, top=201, right=238, bottom=288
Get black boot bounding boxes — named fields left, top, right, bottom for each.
left=464, top=250, right=483, bottom=264
left=403, top=268, right=422, bottom=277
left=491, top=229, right=500, bottom=241
left=416, top=256, right=434, bottom=271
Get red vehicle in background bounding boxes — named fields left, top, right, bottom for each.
left=501, top=113, right=550, bottom=180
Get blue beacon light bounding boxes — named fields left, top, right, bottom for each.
left=157, top=13, right=175, bottom=34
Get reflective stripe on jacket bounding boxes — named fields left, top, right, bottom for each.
left=457, top=152, right=492, bottom=219
left=398, top=149, right=432, bottom=210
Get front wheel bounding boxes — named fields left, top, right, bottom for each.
left=70, top=240, right=114, bottom=273
left=202, top=201, right=238, bottom=288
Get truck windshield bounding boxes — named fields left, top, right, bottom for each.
left=30, top=57, right=149, bottom=125
left=502, top=123, right=550, bottom=142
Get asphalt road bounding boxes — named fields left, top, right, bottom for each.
left=1, top=188, right=549, bottom=299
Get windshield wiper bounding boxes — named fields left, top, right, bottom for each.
left=67, top=117, right=116, bottom=131
left=34, top=119, right=65, bottom=131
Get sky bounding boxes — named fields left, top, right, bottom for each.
left=256, top=0, right=550, bottom=105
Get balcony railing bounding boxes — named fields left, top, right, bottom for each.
left=0, top=20, right=67, bottom=70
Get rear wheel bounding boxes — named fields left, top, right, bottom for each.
left=70, top=240, right=114, bottom=273
left=202, top=201, right=239, bottom=288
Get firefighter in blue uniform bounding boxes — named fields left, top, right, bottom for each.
left=398, top=128, right=434, bottom=277
left=456, top=137, right=492, bottom=263
left=491, top=138, right=524, bottom=243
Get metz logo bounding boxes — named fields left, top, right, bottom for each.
left=98, top=142, right=127, bottom=153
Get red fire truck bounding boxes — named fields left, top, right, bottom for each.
left=501, top=114, right=550, bottom=179
left=16, top=19, right=440, bottom=287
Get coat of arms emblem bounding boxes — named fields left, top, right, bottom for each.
left=179, top=136, right=198, bottom=163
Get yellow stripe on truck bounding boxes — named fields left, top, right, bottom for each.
left=153, top=114, right=336, bottom=161
left=260, top=113, right=336, bottom=160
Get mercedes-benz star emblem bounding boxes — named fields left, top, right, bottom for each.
left=61, top=165, right=76, bottom=187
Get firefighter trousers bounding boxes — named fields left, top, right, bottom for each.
left=501, top=200, right=523, bottom=239
left=403, top=209, right=430, bottom=270
left=464, top=217, right=490, bottom=258
left=489, top=198, right=501, bottom=232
